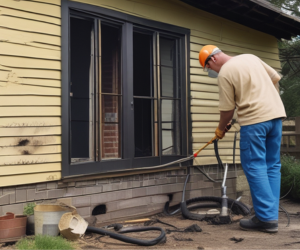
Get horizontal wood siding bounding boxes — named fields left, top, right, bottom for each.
left=0, top=0, right=61, bottom=187
left=0, top=0, right=280, bottom=186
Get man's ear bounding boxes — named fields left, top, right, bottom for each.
left=211, top=55, right=216, bottom=63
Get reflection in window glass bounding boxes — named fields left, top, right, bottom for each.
left=161, top=100, right=181, bottom=155
left=160, top=37, right=179, bottom=98
left=70, top=17, right=94, bottom=163
left=133, top=31, right=154, bottom=157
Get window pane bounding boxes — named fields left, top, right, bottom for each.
left=70, top=17, right=94, bottom=162
left=162, top=123, right=181, bottom=155
left=101, top=95, right=121, bottom=159
left=161, top=100, right=180, bottom=122
left=133, top=32, right=152, bottom=97
left=134, top=98, right=153, bottom=157
left=160, top=38, right=175, bottom=67
left=161, top=100, right=181, bottom=155
left=161, top=66, right=174, bottom=97
left=160, top=37, right=179, bottom=98
left=101, top=24, right=121, bottom=94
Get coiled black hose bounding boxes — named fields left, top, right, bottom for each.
left=86, top=226, right=165, bottom=246
left=164, top=174, right=251, bottom=218
left=164, top=137, right=251, bottom=220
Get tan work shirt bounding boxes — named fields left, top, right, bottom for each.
left=218, top=54, right=286, bottom=126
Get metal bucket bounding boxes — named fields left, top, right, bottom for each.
left=34, top=204, right=74, bottom=236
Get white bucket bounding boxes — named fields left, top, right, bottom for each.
left=34, top=204, right=74, bottom=236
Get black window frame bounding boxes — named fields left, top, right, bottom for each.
left=62, top=0, right=191, bottom=177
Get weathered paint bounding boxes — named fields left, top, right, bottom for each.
left=0, top=0, right=280, bottom=186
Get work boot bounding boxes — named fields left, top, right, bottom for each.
left=239, top=216, right=278, bottom=233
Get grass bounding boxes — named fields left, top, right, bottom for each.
left=281, top=155, right=300, bottom=199
left=15, top=235, right=75, bottom=250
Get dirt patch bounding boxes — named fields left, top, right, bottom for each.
left=17, top=139, right=29, bottom=146
left=1, top=199, right=300, bottom=250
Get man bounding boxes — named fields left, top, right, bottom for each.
left=198, top=45, right=286, bottom=233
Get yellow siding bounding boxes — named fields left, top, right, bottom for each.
left=0, top=0, right=61, bottom=187
left=0, top=136, right=61, bottom=147
left=0, top=172, right=61, bottom=187
left=0, top=0, right=281, bottom=186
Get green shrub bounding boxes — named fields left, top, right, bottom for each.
left=16, top=235, right=75, bottom=250
left=281, top=155, right=300, bottom=199
left=23, top=203, right=36, bottom=216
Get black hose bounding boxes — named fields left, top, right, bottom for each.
left=279, top=205, right=290, bottom=227
left=233, top=131, right=237, bottom=165
left=195, top=166, right=221, bottom=183
left=163, top=202, right=219, bottom=216
left=214, top=139, right=223, bottom=168
left=86, top=226, right=165, bottom=246
left=165, top=174, right=251, bottom=220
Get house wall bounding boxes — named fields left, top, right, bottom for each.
left=0, top=0, right=278, bottom=219
left=0, top=0, right=280, bottom=222
left=0, top=0, right=280, bottom=187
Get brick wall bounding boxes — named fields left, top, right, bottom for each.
left=0, top=165, right=245, bottom=225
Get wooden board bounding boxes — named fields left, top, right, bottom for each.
left=0, top=107, right=60, bottom=117
left=0, top=145, right=61, bottom=156
left=190, top=36, right=280, bottom=60
left=0, top=135, right=61, bottom=147
left=192, top=126, right=240, bottom=132
left=0, top=67, right=61, bottom=80
left=29, top=0, right=61, bottom=6
left=0, top=15, right=60, bottom=36
left=0, top=81, right=60, bottom=96
left=0, top=6, right=61, bottom=25
left=193, top=132, right=240, bottom=143
left=0, top=153, right=61, bottom=166
left=193, top=141, right=240, bottom=149
left=21, top=78, right=61, bottom=88
left=191, top=99, right=219, bottom=107
left=0, top=126, right=61, bottom=137
left=191, top=106, right=219, bottom=114
left=194, top=156, right=240, bottom=166
left=191, top=91, right=219, bottom=100
left=190, top=43, right=281, bottom=69
left=192, top=113, right=220, bottom=122
left=0, top=117, right=61, bottom=127
left=0, top=27, right=61, bottom=46
left=0, top=162, right=61, bottom=176
left=0, top=55, right=60, bottom=70
left=192, top=121, right=219, bottom=127
left=193, top=148, right=239, bottom=157
left=191, top=30, right=279, bottom=52
left=0, top=96, right=61, bottom=106
left=0, top=0, right=61, bottom=18
left=190, top=68, right=206, bottom=75
left=191, top=83, right=218, bottom=92
left=0, top=171, right=62, bottom=187
left=191, top=75, right=217, bottom=85
left=0, top=42, right=61, bottom=60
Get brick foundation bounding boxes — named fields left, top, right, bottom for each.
left=0, top=165, right=245, bottom=225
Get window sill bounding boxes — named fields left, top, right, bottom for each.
left=61, top=164, right=185, bottom=183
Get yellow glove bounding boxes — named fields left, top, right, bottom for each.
left=215, top=123, right=232, bottom=139
left=215, top=127, right=225, bottom=139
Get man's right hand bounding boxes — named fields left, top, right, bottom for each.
left=215, top=123, right=232, bottom=139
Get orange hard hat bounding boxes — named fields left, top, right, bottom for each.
left=199, top=45, right=221, bottom=71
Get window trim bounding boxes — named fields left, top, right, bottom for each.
left=62, top=0, right=191, bottom=177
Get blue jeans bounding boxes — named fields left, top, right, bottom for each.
left=240, top=118, right=282, bottom=222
